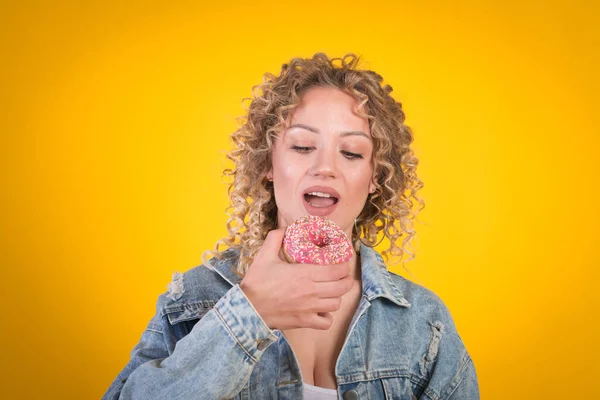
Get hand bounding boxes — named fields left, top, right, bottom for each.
left=239, top=228, right=356, bottom=330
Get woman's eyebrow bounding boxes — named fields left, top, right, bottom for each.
left=288, top=123, right=371, bottom=140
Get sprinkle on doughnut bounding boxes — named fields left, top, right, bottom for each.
left=282, top=215, right=353, bottom=264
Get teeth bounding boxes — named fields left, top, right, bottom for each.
left=307, top=191, right=333, bottom=198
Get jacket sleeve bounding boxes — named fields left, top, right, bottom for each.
left=102, top=284, right=279, bottom=400
left=413, top=293, right=480, bottom=400
left=446, top=357, right=480, bottom=400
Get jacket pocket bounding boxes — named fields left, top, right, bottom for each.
left=380, top=376, right=419, bottom=400
left=163, top=300, right=218, bottom=339
left=340, top=375, right=417, bottom=400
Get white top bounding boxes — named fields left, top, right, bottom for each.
left=303, top=383, right=338, bottom=399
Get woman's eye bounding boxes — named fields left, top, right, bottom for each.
left=292, top=146, right=313, bottom=153
left=292, top=146, right=363, bottom=160
left=342, top=151, right=364, bottom=160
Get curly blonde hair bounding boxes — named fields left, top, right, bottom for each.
left=202, top=53, right=424, bottom=277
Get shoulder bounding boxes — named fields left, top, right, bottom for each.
left=387, top=271, right=462, bottom=336
left=387, top=272, right=476, bottom=398
left=155, top=248, right=240, bottom=313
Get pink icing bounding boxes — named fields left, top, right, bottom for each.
left=282, top=215, right=353, bottom=264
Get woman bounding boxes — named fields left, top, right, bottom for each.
left=103, top=53, right=480, bottom=399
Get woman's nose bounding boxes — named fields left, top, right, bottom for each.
left=310, top=148, right=338, bottom=178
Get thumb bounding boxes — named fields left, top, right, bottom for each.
left=262, top=228, right=286, bottom=256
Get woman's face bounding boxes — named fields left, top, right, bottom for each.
left=268, top=86, right=377, bottom=239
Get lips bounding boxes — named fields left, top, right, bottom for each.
left=302, top=186, right=340, bottom=217
left=302, top=186, right=341, bottom=201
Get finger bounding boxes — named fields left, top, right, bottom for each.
left=307, top=312, right=333, bottom=330
left=310, top=297, right=342, bottom=313
left=303, top=262, right=350, bottom=282
left=261, top=229, right=286, bottom=256
left=312, top=275, right=355, bottom=298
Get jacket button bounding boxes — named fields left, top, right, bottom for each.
left=343, top=390, right=358, bottom=400
left=256, top=339, right=270, bottom=351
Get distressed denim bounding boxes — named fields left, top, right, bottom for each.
left=103, top=243, right=479, bottom=399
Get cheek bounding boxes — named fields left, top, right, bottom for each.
left=270, top=149, right=285, bottom=179
left=273, top=160, right=293, bottom=180
left=272, top=156, right=303, bottom=185
left=347, top=165, right=374, bottom=189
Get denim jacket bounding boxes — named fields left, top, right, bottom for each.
left=103, top=243, right=479, bottom=400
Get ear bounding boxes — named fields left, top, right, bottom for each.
left=369, top=177, right=377, bottom=194
left=266, top=168, right=273, bottom=181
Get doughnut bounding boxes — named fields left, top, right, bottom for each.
left=282, top=215, right=353, bottom=264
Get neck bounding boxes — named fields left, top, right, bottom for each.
left=348, top=246, right=362, bottom=282
left=344, top=226, right=362, bottom=281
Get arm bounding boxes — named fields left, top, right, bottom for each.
left=102, top=284, right=278, bottom=400
left=446, top=358, right=480, bottom=400
left=412, top=295, right=480, bottom=400
left=418, top=355, right=480, bottom=400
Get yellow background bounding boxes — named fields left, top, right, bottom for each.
left=1, top=1, right=598, bottom=399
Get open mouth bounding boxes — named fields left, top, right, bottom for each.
left=303, top=192, right=339, bottom=208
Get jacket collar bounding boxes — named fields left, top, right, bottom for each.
left=208, top=242, right=411, bottom=308
left=358, top=242, right=411, bottom=308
